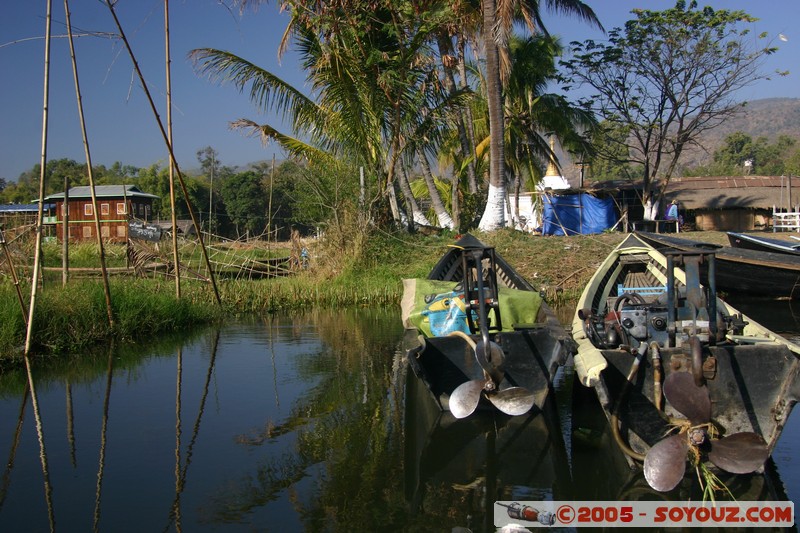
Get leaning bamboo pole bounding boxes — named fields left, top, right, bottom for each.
left=165, top=0, right=181, bottom=299
left=104, top=0, right=220, bottom=305
left=92, top=349, right=114, bottom=531
left=64, top=0, right=114, bottom=328
left=0, top=225, right=28, bottom=326
left=24, top=0, right=54, bottom=356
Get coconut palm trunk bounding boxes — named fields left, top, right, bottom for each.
left=478, top=0, right=507, bottom=231
left=417, top=146, right=455, bottom=229
left=397, top=163, right=432, bottom=227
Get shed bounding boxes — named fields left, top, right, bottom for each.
left=663, top=175, right=797, bottom=231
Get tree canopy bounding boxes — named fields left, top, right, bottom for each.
left=561, top=0, right=780, bottom=218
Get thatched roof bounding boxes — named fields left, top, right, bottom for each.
left=588, top=175, right=798, bottom=211
left=664, top=176, right=797, bottom=210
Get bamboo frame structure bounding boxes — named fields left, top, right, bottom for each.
left=64, top=0, right=114, bottom=328
left=103, top=0, right=221, bottom=305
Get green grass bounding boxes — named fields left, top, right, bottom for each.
left=1, top=228, right=734, bottom=367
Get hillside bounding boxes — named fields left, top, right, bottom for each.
left=680, top=97, right=800, bottom=170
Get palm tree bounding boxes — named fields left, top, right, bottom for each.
left=503, top=34, right=596, bottom=225
left=477, top=0, right=601, bottom=231
left=193, top=2, right=468, bottom=230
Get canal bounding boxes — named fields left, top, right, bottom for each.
left=0, top=303, right=797, bottom=532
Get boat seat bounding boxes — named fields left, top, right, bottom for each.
left=616, top=284, right=666, bottom=297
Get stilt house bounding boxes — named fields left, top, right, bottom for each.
left=43, top=185, right=159, bottom=243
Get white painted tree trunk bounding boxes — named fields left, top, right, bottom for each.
left=478, top=183, right=506, bottom=231
left=643, top=198, right=658, bottom=220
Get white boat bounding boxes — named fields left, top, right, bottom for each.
left=571, top=233, right=800, bottom=493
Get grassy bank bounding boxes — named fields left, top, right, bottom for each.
left=1, top=229, right=733, bottom=366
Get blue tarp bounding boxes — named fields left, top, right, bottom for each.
left=540, top=193, right=616, bottom=236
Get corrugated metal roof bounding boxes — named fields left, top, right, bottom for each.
left=0, top=203, right=52, bottom=212
left=43, top=185, right=159, bottom=200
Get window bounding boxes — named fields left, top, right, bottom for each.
left=117, top=225, right=126, bottom=237
left=83, top=226, right=92, bottom=238
left=84, top=204, right=93, bottom=216
left=138, top=203, right=144, bottom=215
left=117, top=202, right=127, bottom=215
left=101, top=203, right=110, bottom=215
left=101, top=226, right=110, bottom=238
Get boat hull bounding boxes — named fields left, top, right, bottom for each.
left=727, top=231, right=800, bottom=255
left=637, top=231, right=800, bottom=299
left=407, top=325, right=567, bottom=413
left=571, top=233, right=800, bottom=491
left=403, top=234, right=573, bottom=415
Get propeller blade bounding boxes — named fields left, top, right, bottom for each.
left=708, top=432, right=770, bottom=474
left=663, top=371, right=711, bottom=425
left=486, top=386, right=536, bottom=416
left=449, top=379, right=485, bottom=419
left=644, top=434, right=689, bottom=492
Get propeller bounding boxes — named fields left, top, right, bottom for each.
left=643, top=368, right=769, bottom=492
left=449, top=340, right=536, bottom=419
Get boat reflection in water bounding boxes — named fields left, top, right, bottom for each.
left=0, top=308, right=797, bottom=532
left=570, top=376, right=794, bottom=504
left=404, top=360, right=572, bottom=532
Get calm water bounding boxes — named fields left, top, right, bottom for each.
left=0, top=304, right=797, bottom=532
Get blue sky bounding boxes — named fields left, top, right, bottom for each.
left=1, top=0, right=798, bottom=182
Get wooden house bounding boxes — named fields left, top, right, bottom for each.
left=43, top=185, right=159, bottom=243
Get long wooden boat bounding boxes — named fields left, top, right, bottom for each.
left=727, top=231, right=800, bottom=255
left=401, top=234, right=574, bottom=419
left=571, top=233, right=800, bottom=493
left=636, top=231, right=800, bottom=299
left=403, top=361, right=571, bottom=529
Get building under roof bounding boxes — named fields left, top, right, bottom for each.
left=589, top=175, right=799, bottom=231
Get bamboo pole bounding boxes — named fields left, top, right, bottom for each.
left=165, top=331, right=219, bottom=529
left=62, top=178, right=68, bottom=285
left=92, top=348, right=114, bottom=532
left=0, top=385, right=28, bottom=511
left=64, top=0, right=114, bottom=328
left=65, top=381, right=76, bottom=467
left=173, top=347, right=183, bottom=531
left=26, top=355, right=55, bottom=531
left=267, top=154, right=275, bottom=249
left=103, top=0, right=220, bottom=305
left=0, top=225, right=28, bottom=325
left=24, top=0, right=54, bottom=356
left=165, top=0, right=181, bottom=299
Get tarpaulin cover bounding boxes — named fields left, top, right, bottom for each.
left=540, top=193, right=616, bottom=236
left=401, top=279, right=542, bottom=337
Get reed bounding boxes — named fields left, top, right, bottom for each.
left=11, top=229, right=733, bottom=365
left=0, top=280, right=220, bottom=364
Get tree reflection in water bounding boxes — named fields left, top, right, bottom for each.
left=0, top=306, right=796, bottom=532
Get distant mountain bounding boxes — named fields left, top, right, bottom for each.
left=680, top=97, right=800, bottom=170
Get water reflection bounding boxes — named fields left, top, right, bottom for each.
left=405, top=366, right=571, bottom=532
left=0, top=305, right=796, bottom=532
